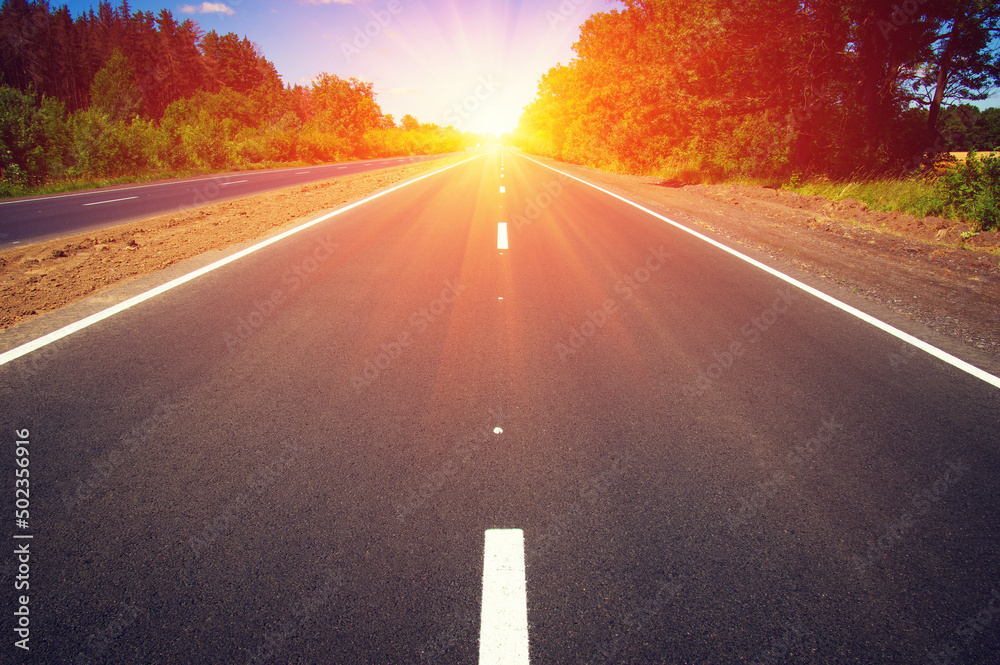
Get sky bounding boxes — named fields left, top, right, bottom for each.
left=55, top=0, right=1000, bottom=132
left=60, top=0, right=624, bottom=135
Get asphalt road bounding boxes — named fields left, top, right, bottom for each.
left=2, top=147, right=999, bottom=664
left=0, top=153, right=460, bottom=248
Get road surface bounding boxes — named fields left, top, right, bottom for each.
left=0, top=153, right=460, bottom=248
left=1, top=148, right=999, bottom=664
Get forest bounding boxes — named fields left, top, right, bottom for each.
left=0, top=0, right=480, bottom=196
left=512, top=0, right=1000, bottom=182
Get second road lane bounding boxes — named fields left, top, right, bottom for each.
left=1, top=148, right=999, bottom=663
left=0, top=152, right=459, bottom=248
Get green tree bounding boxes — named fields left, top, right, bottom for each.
left=90, top=50, right=141, bottom=123
left=0, top=84, right=45, bottom=187
left=972, top=107, right=1000, bottom=150
left=200, top=30, right=281, bottom=95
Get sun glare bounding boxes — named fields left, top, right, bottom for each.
left=471, top=106, right=520, bottom=136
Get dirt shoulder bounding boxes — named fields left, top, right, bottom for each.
left=521, top=154, right=1000, bottom=371
left=0, top=154, right=471, bottom=332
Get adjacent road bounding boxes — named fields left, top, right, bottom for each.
left=0, top=153, right=458, bottom=247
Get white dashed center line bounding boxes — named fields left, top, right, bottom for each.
left=480, top=529, right=529, bottom=665
left=500, top=185, right=506, bottom=194
left=83, top=196, right=138, bottom=207
left=498, top=223, right=508, bottom=250
left=220, top=180, right=248, bottom=186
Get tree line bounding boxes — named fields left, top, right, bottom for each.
left=511, top=0, right=1000, bottom=181
left=0, top=0, right=479, bottom=195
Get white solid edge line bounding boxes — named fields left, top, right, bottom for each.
left=82, top=196, right=138, bottom=206
left=518, top=153, right=1000, bottom=390
left=0, top=154, right=486, bottom=368
left=480, top=529, right=529, bottom=665
left=498, top=223, right=509, bottom=250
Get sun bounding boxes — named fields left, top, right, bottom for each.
left=462, top=101, right=521, bottom=137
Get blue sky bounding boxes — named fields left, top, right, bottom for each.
left=59, top=0, right=621, bottom=134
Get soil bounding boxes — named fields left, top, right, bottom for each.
left=2, top=152, right=998, bottom=371
left=0, top=156, right=469, bottom=331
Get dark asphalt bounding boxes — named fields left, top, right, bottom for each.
left=0, top=153, right=461, bottom=248
left=2, top=147, right=999, bottom=664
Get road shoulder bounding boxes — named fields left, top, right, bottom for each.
left=0, top=155, right=470, bottom=341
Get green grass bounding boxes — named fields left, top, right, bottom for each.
left=782, top=178, right=952, bottom=219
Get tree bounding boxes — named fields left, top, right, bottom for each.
left=916, top=0, right=1000, bottom=134
left=200, top=30, right=281, bottom=95
left=309, top=73, right=385, bottom=154
left=401, top=114, right=420, bottom=131
left=973, top=107, right=1000, bottom=150
left=0, top=84, right=45, bottom=185
left=514, top=0, right=1000, bottom=179
left=90, top=49, right=141, bottom=123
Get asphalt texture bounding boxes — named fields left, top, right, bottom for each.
left=1, top=147, right=999, bottom=664
left=0, top=153, right=457, bottom=248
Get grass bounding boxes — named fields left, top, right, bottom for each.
left=782, top=178, right=951, bottom=219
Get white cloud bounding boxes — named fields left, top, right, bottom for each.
left=180, top=3, right=236, bottom=16
left=299, top=0, right=360, bottom=5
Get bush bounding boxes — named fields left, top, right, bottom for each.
left=70, top=111, right=160, bottom=177
left=39, top=96, right=72, bottom=179
left=177, top=119, right=232, bottom=169
left=0, top=85, right=46, bottom=187
left=296, top=130, right=350, bottom=163
left=937, top=150, right=1000, bottom=231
